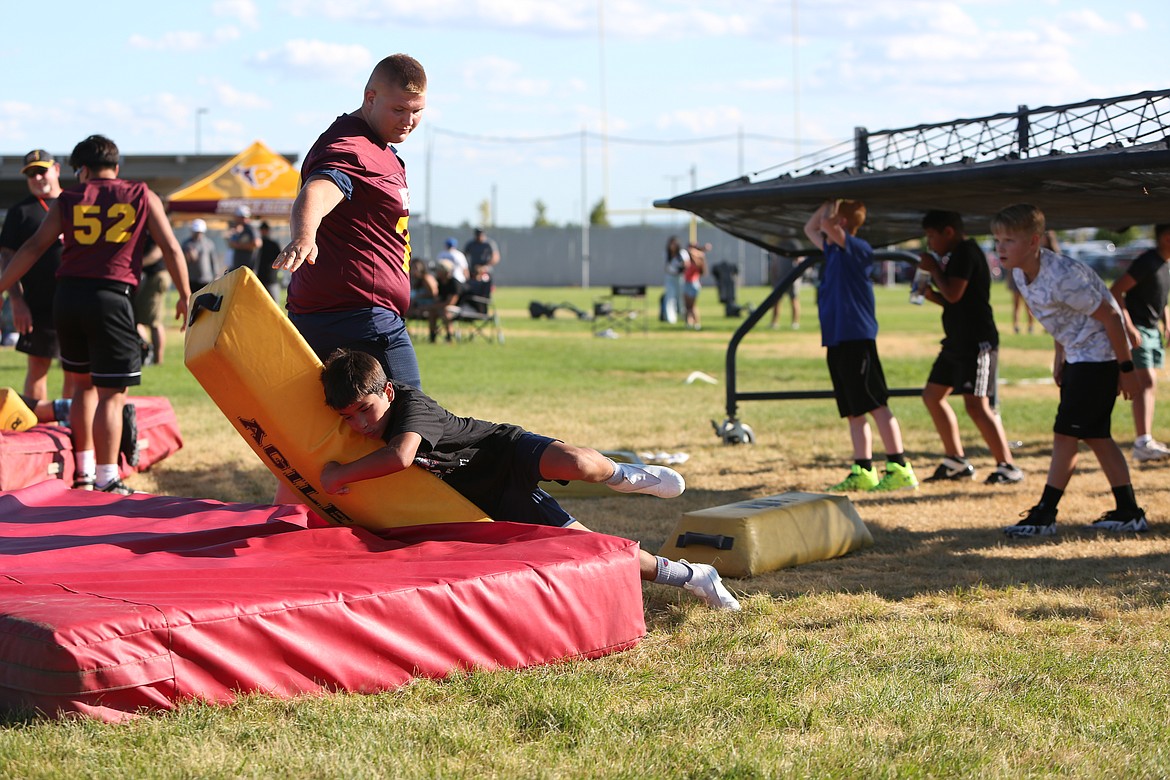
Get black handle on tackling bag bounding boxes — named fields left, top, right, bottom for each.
left=188, top=293, right=223, bottom=327
left=675, top=532, right=734, bottom=550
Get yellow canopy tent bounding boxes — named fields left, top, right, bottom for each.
left=166, top=140, right=299, bottom=220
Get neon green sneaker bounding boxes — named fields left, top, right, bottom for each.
left=872, top=460, right=919, bottom=491
left=829, top=464, right=880, bottom=492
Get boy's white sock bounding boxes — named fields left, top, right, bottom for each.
left=1136, top=434, right=1153, bottom=447
left=95, top=464, right=119, bottom=487
left=75, top=449, right=96, bottom=480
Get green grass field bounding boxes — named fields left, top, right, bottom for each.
left=2, top=282, right=1169, bottom=779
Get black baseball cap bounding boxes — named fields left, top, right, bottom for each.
left=20, top=150, right=55, bottom=175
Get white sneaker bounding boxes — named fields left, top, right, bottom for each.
left=1133, top=440, right=1170, bottom=462
left=681, top=561, right=741, bottom=610
left=606, top=463, right=685, bottom=498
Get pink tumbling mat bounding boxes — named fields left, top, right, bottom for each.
left=0, top=396, right=182, bottom=491
left=0, top=482, right=645, bottom=722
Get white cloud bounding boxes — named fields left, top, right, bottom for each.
left=207, top=80, right=274, bottom=110
left=655, top=105, right=745, bottom=134
left=461, top=56, right=551, bottom=97
left=252, top=40, right=374, bottom=82
left=127, top=26, right=240, bottom=52
left=213, top=0, right=260, bottom=28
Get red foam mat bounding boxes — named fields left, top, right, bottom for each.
left=0, top=396, right=182, bottom=491
left=0, top=482, right=646, bottom=722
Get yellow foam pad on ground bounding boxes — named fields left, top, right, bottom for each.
left=0, top=388, right=37, bottom=433
left=658, top=491, right=872, bottom=577
left=184, top=267, right=490, bottom=529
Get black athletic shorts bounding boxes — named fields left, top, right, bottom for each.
left=927, top=342, right=998, bottom=398
left=826, top=339, right=889, bottom=418
left=1054, top=360, right=1118, bottom=440
left=54, top=278, right=142, bottom=388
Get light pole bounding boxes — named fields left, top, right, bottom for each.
left=196, top=107, right=209, bottom=154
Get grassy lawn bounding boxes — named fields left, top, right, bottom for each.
left=2, top=281, right=1170, bottom=778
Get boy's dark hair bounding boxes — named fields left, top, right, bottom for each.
left=69, top=135, right=120, bottom=172
left=321, top=348, right=388, bottom=410
left=922, top=210, right=964, bottom=233
left=1155, top=223, right=1170, bottom=240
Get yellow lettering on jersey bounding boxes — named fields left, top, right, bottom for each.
left=106, top=204, right=136, bottom=243
left=396, top=215, right=411, bottom=271
left=73, top=205, right=102, bottom=245
left=72, top=202, right=139, bottom=245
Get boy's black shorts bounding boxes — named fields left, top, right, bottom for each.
left=826, top=339, right=889, bottom=418
left=1054, top=360, right=1118, bottom=440
left=54, top=278, right=142, bottom=388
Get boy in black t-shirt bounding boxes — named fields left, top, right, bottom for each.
left=318, top=348, right=740, bottom=610
left=917, top=210, right=1022, bottom=485
left=1110, top=223, right=1170, bottom=462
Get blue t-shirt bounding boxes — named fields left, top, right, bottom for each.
left=818, top=234, right=878, bottom=347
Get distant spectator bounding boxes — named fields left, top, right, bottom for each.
left=256, top=221, right=283, bottom=301
left=226, top=205, right=260, bottom=272
left=683, top=242, right=709, bottom=330
left=406, top=259, right=437, bottom=320
left=182, top=219, right=221, bottom=289
left=428, top=259, right=463, bottom=343
left=437, top=237, right=469, bottom=283
left=768, top=247, right=803, bottom=330
left=464, top=227, right=499, bottom=280
left=134, top=236, right=170, bottom=365
left=662, top=236, right=687, bottom=324
left=1110, top=223, right=1170, bottom=463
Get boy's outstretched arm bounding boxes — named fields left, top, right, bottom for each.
left=321, top=432, right=423, bottom=494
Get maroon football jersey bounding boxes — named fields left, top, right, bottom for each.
left=286, top=113, right=412, bottom=316
left=57, top=178, right=151, bottom=286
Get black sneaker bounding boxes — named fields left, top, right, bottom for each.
left=96, top=478, right=134, bottom=495
left=985, top=463, right=1024, bottom=485
left=1089, top=507, right=1149, bottom=533
left=924, top=456, right=975, bottom=482
left=121, top=402, right=140, bottom=468
left=1004, top=504, right=1058, bottom=537
left=72, top=476, right=95, bottom=491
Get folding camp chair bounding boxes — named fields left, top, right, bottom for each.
left=452, top=279, right=504, bottom=344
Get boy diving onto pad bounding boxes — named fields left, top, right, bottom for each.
left=319, top=348, right=740, bottom=610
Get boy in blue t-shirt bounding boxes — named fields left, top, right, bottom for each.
left=803, top=199, right=917, bottom=492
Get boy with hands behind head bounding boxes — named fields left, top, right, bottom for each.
left=804, top=199, right=917, bottom=493
left=318, top=348, right=741, bottom=610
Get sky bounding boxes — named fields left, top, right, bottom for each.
left=1, top=0, right=1165, bottom=230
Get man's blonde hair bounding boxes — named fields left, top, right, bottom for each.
left=990, top=204, right=1046, bottom=237
left=368, top=54, right=427, bottom=94
left=837, top=200, right=867, bottom=234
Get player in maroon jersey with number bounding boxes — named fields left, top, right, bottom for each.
left=0, top=135, right=191, bottom=494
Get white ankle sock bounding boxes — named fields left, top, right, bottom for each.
left=96, top=464, right=119, bottom=487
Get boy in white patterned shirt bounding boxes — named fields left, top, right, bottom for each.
left=993, top=204, right=1149, bottom=537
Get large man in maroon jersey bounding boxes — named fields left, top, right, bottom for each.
left=0, top=135, right=191, bottom=494
left=273, top=53, right=426, bottom=390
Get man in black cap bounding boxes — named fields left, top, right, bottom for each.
left=463, top=226, right=500, bottom=280
left=0, top=150, right=73, bottom=401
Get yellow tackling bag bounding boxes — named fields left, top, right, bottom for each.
left=184, top=267, right=490, bottom=529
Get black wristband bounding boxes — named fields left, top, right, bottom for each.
left=1119, top=360, right=1135, bottom=373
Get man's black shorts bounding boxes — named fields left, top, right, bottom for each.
left=826, top=339, right=890, bottom=418
left=1054, top=360, right=1118, bottom=440
left=54, top=278, right=142, bottom=388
